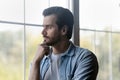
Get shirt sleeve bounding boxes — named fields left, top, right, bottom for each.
left=72, top=50, right=99, bottom=80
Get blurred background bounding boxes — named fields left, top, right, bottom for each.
left=0, top=0, right=120, bottom=80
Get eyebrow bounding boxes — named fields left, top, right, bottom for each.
left=42, top=24, right=53, bottom=26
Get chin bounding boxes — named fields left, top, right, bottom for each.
left=46, top=43, right=53, bottom=46
left=45, top=42, right=56, bottom=46
left=43, top=41, right=52, bottom=46
left=44, top=39, right=59, bottom=46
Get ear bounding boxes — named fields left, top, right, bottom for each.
left=61, top=25, right=68, bottom=35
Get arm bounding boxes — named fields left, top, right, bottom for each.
left=28, top=61, right=40, bottom=80
left=73, top=51, right=99, bottom=80
left=28, top=44, right=50, bottom=80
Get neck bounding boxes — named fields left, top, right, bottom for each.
left=52, top=40, right=70, bottom=54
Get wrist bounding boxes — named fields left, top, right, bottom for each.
left=32, top=59, right=41, bottom=66
left=33, top=55, right=44, bottom=65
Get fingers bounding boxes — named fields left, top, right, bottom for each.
left=40, top=43, right=49, bottom=48
left=33, top=44, right=50, bottom=63
left=38, top=43, right=50, bottom=56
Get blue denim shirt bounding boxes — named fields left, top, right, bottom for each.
left=40, top=42, right=98, bottom=80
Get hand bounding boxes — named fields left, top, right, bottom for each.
left=33, top=43, right=50, bottom=64
left=28, top=43, right=50, bottom=80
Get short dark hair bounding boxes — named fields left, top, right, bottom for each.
left=43, top=6, right=74, bottom=39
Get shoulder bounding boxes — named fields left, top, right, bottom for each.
left=71, top=44, right=98, bottom=66
left=67, top=42, right=97, bottom=60
left=75, top=46, right=96, bottom=58
left=71, top=46, right=99, bottom=80
left=70, top=43, right=96, bottom=60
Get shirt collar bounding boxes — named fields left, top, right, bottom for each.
left=45, top=41, right=75, bottom=59
left=61, top=41, right=75, bottom=57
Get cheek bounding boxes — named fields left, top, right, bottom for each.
left=49, top=30, right=60, bottom=38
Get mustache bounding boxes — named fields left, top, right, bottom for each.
left=43, top=36, right=49, bottom=39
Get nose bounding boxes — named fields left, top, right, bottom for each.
left=41, top=27, right=47, bottom=36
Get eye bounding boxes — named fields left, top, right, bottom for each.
left=46, top=25, right=53, bottom=29
left=43, top=25, right=53, bottom=30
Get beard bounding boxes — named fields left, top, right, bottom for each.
left=43, top=35, right=61, bottom=46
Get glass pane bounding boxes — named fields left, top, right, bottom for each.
left=26, top=0, right=49, bottom=24
left=111, top=0, right=120, bottom=27
left=80, top=0, right=120, bottom=79
left=26, top=26, right=43, bottom=80
left=0, top=0, right=24, bottom=22
left=80, top=30, right=95, bottom=52
left=0, top=23, right=24, bottom=80
left=112, top=26, right=120, bottom=32
left=112, top=33, right=120, bottom=80
left=25, top=0, right=70, bottom=25
left=80, top=30, right=111, bottom=80
left=95, top=32, right=110, bottom=80
left=50, top=0, right=69, bottom=8
left=80, top=0, right=120, bottom=30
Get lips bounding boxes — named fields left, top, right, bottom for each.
left=43, top=36, right=49, bottom=42
left=43, top=36, right=49, bottom=39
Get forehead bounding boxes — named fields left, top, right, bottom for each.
left=43, top=14, right=57, bottom=25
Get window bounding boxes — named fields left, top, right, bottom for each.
left=80, top=0, right=120, bottom=80
left=0, top=23, right=24, bottom=80
left=0, top=0, right=71, bottom=80
left=1, top=0, right=120, bottom=80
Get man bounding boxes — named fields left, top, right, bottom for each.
left=29, top=6, right=99, bottom=80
